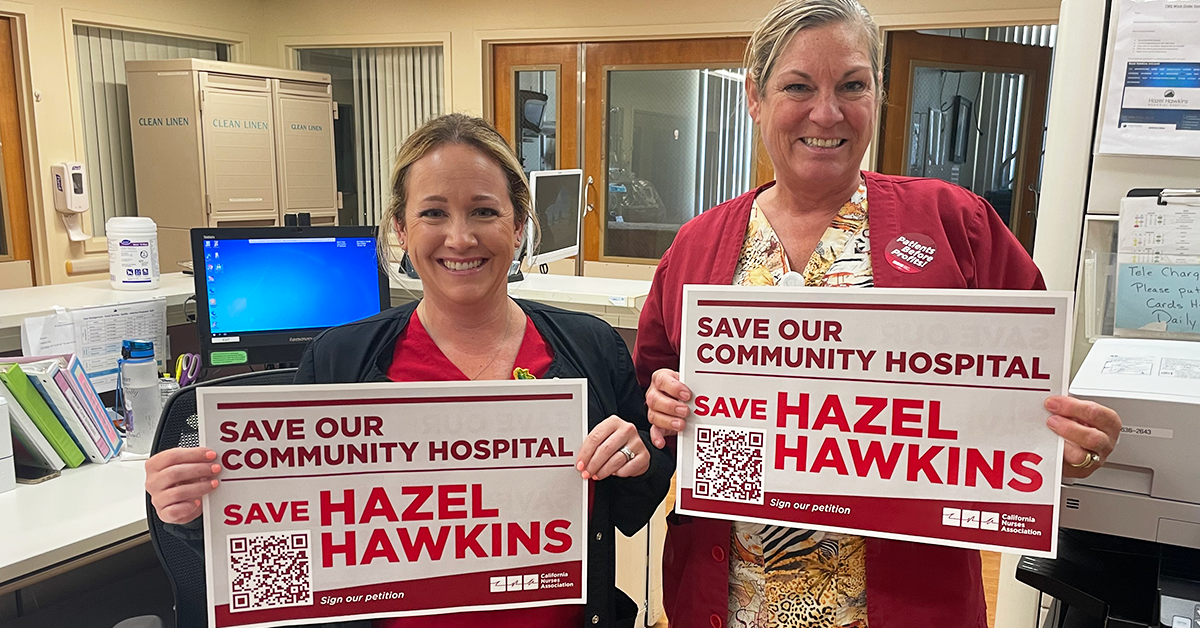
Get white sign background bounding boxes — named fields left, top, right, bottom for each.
left=199, top=379, right=588, bottom=628
left=677, top=286, right=1073, bottom=557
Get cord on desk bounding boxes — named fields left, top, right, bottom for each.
left=183, top=295, right=197, bottom=324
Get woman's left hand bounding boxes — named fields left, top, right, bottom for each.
left=575, top=415, right=651, bottom=480
left=1044, top=395, right=1121, bottom=479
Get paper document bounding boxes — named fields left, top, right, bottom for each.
left=1117, top=196, right=1200, bottom=263
left=21, top=299, right=168, bottom=392
left=21, top=307, right=76, bottom=356
left=1098, top=0, right=1200, bottom=158
left=1114, top=196, right=1200, bottom=335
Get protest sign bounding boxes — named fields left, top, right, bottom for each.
left=677, top=286, right=1072, bottom=557
left=198, top=379, right=588, bottom=627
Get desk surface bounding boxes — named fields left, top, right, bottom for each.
left=0, top=274, right=196, bottom=330
left=0, top=460, right=148, bottom=588
left=0, top=274, right=196, bottom=352
left=1, top=272, right=651, bottom=352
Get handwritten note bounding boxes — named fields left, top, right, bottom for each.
left=1115, top=263, right=1200, bottom=334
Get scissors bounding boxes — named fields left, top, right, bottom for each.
left=175, top=353, right=201, bottom=387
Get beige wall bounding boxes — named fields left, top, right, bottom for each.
left=2, top=0, right=258, bottom=285
left=255, top=0, right=1062, bottom=115
left=12, top=0, right=1062, bottom=285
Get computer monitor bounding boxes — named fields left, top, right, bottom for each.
left=527, top=169, right=583, bottom=267
left=191, top=226, right=389, bottom=368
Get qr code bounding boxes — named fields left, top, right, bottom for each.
left=228, top=530, right=313, bottom=613
left=693, top=426, right=764, bottom=504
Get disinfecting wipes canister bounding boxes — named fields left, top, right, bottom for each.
left=106, top=216, right=160, bottom=290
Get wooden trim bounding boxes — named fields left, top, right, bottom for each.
left=491, top=43, right=579, bottom=175
left=0, top=16, right=31, bottom=280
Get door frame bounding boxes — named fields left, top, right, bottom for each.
left=0, top=15, right=34, bottom=283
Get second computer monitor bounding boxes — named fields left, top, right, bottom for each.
left=528, top=169, right=583, bottom=267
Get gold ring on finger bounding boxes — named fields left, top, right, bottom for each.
left=1070, top=450, right=1100, bottom=470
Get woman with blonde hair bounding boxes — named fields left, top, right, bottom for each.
left=146, top=113, right=673, bottom=628
left=634, top=1, right=1122, bottom=626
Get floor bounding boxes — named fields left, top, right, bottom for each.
left=983, top=551, right=1001, bottom=628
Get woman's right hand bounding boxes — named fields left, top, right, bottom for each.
left=145, top=447, right=222, bottom=525
left=646, top=368, right=693, bottom=448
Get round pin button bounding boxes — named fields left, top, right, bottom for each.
left=884, top=233, right=937, bottom=274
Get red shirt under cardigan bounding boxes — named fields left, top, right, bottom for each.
left=378, top=310, right=580, bottom=628
left=633, top=172, right=1046, bottom=628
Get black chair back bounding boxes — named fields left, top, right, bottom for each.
left=146, top=369, right=297, bottom=628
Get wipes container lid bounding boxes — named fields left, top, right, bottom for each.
left=106, top=216, right=157, bottom=234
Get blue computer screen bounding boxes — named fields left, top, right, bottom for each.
left=202, top=236, right=381, bottom=335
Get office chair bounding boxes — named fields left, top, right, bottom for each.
left=146, top=368, right=298, bottom=628
left=516, top=89, right=548, bottom=136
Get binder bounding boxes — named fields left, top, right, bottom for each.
left=0, top=377, right=66, bottom=470
left=0, top=364, right=85, bottom=468
left=65, top=355, right=122, bottom=454
left=7, top=354, right=122, bottom=457
left=17, top=361, right=109, bottom=463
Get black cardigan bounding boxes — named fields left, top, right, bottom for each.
left=169, top=299, right=674, bottom=628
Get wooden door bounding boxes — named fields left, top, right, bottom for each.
left=492, top=44, right=580, bottom=173
left=878, top=31, right=1052, bottom=253
left=583, top=38, right=765, bottom=263
left=0, top=17, right=34, bottom=284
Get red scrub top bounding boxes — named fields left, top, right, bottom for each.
left=378, top=309, right=580, bottom=628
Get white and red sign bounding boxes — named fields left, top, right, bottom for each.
left=677, top=286, right=1073, bottom=557
left=198, top=380, right=588, bottom=628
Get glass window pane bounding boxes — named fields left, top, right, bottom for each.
left=515, top=70, right=556, bottom=176
left=604, top=68, right=752, bottom=260
left=906, top=65, right=1028, bottom=229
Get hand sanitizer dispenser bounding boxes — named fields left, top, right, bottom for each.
left=51, top=162, right=89, bottom=242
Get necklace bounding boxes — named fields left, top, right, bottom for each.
left=465, top=306, right=514, bottom=380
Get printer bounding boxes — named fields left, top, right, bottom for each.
left=1065, top=337, right=1200, bottom=549
left=1016, top=337, right=1200, bottom=628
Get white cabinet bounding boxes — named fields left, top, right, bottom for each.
left=127, top=59, right=338, bottom=265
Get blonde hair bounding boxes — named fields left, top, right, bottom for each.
left=745, top=0, right=882, bottom=93
left=378, top=113, right=536, bottom=273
